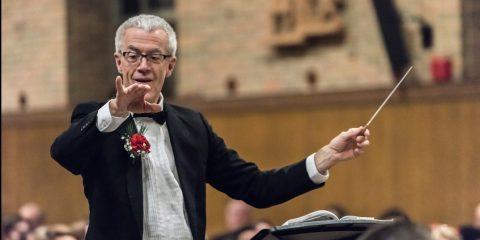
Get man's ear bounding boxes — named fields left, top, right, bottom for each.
left=166, top=57, right=177, bottom=77
left=114, top=52, right=122, bottom=74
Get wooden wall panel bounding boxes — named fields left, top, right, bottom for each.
left=202, top=90, right=480, bottom=235
left=1, top=112, right=90, bottom=224
left=2, top=85, right=479, bottom=236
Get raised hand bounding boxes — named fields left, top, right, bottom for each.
left=314, top=127, right=370, bottom=173
left=109, top=76, right=162, bottom=117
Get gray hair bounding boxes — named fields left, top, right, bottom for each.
left=115, top=14, right=177, bottom=56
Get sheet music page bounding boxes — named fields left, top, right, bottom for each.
left=282, top=210, right=339, bottom=225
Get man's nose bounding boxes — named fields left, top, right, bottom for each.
left=136, top=57, right=150, bottom=72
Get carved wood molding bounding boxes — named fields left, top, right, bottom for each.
left=173, top=83, right=480, bottom=113
left=3, top=83, right=479, bottom=126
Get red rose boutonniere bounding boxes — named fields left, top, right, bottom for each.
left=121, top=123, right=150, bottom=163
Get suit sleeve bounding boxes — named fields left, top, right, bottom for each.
left=201, top=113, right=324, bottom=208
left=50, top=102, right=104, bottom=175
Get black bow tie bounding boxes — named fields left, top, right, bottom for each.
left=133, top=111, right=167, bottom=125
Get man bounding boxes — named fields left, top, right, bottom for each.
left=212, top=200, right=254, bottom=240
left=224, top=200, right=253, bottom=232
left=18, top=202, right=45, bottom=230
left=50, top=14, right=370, bottom=240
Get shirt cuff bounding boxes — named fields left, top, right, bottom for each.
left=306, top=153, right=330, bottom=184
left=96, top=100, right=129, bottom=132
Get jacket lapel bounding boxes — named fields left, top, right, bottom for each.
left=120, top=117, right=144, bottom=237
left=164, top=104, right=199, bottom=240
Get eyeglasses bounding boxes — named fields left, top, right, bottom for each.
left=121, top=51, right=171, bottom=64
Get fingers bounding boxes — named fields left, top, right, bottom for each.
left=116, top=77, right=150, bottom=98
left=115, top=78, right=153, bottom=113
left=357, top=140, right=370, bottom=148
left=353, top=138, right=368, bottom=157
left=124, top=83, right=151, bottom=95
left=133, top=85, right=148, bottom=96
left=355, top=130, right=370, bottom=143
left=364, top=129, right=370, bottom=137
left=353, top=148, right=365, bottom=157
left=341, top=126, right=366, bottom=140
left=144, top=102, right=162, bottom=113
left=115, top=76, right=124, bottom=94
left=348, top=126, right=371, bottom=152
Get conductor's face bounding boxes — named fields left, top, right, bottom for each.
left=114, top=28, right=176, bottom=104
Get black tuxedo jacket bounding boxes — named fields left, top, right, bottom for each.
left=50, top=102, right=323, bottom=240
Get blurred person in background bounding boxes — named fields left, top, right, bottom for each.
left=2, top=215, right=22, bottom=240
left=68, top=220, right=87, bottom=240
left=18, top=203, right=45, bottom=230
left=460, top=202, right=480, bottom=240
left=211, top=200, right=254, bottom=240
left=225, top=200, right=254, bottom=233
left=28, top=225, right=49, bottom=240
left=2, top=214, right=32, bottom=240
left=431, top=224, right=461, bottom=240
left=44, top=224, right=77, bottom=240
left=25, top=232, right=40, bottom=240
left=51, top=14, right=370, bottom=240
left=357, top=219, right=432, bottom=240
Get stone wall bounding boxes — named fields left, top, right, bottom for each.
left=2, top=0, right=68, bottom=113
left=176, top=0, right=463, bottom=98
